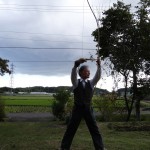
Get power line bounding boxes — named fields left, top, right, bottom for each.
left=0, top=8, right=137, bottom=14
left=0, top=8, right=93, bottom=13
left=0, top=3, right=137, bottom=13
left=0, top=4, right=137, bottom=9
left=10, top=60, right=74, bottom=63
left=0, top=30, right=91, bottom=37
left=9, top=59, right=99, bottom=63
left=0, top=47, right=95, bottom=51
left=0, top=6, right=98, bottom=11
left=0, top=4, right=111, bottom=7
left=0, top=4, right=111, bottom=10
left=0, top=5, right=110, bottom=13
left=0, top=36, right=94, bottom=44
left=0, top=4, right=137, bottom=8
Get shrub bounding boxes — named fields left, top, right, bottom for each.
left=65, top=96, right=74, bottom=124
left=0, top=95, right=5, bottom=121
left=52, top=88, right=70, bottom=120
left=65, top=96, right=74, bottom=115
left=93, top=93, right=118, bottom=121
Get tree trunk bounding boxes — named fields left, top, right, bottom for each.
left=124, top=74, right=130, bottom=121
left=126, top=98, right=134, bottom=121
left=122, top=71, right=135, bottom=121
left=135, top=99, right=141, bottom=121
left=133, top=69, right=140, bottom=121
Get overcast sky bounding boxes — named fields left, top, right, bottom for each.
left=0, top=0, right=139, bottom=91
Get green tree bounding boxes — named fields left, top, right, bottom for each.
left=0, top=58, right=11, bottom=121
left=0, top=58, right=11, bottom=75
left=92, top=0, right=150, bottom=121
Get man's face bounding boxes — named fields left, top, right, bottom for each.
left=80, top=67, right=90, bottom=79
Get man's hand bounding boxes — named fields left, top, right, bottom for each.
left=74, top=58, right=86, bottom=67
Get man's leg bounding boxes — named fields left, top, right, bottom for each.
left=61, top=106, right=82, bottom=150
left=84, top=106, right=104, bottom=150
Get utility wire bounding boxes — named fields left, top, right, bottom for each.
left=82, top=0, right=85, bottom=57
left=0, top=36, right=94, bottom=44
left=0, top=5, right=111, bottom=11
left=0, top=3, right=137, bottom=13
left=0, top=6, right=100, bottom=11
left=0, top=46, right=95, bottom=51
left=0, top=8, right=93, bottom=13
left=10, top=60, right=74, bottom=63
left=0, top=30, right=91, bottom=37
left=0, top=4, right=111, bottom=7
left=0, top=4, right=136, bottom=9
left=0, top=5, right=110, bottom=13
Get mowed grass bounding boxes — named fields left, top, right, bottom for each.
left=2, top=95, right=53, bottom=106
left=0, top=121, right=149, bottom=150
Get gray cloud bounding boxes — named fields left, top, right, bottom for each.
left=0, top=0, right=139, bottom=76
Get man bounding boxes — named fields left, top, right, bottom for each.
left=60, top=58, right=104, bottom=150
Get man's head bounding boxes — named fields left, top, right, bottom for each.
left=79, top=65, right=90, bottom=79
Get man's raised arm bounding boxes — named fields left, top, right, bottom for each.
left=71, top=58, right=86, bottom=88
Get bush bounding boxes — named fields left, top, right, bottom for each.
left=65, top=96, right=74, bottom=114
left=52, top=89, right=70, bottom=120
left=93, top=93, right=118, bottom=121
left=64, top=96, right=74, bottom=124
left=0, top=96, right=5, bottom=121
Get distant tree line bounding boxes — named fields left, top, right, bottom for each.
left=0, top=86, right=109, bottom=95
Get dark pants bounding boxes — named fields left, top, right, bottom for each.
left=61, top=105, right=104, bottom=150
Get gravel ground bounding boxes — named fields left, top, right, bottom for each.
left=6, top=112, right=54, bottom=122
left=6, top=108, right=149, bottom=122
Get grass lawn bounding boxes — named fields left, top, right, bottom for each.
left=0, top=121, right=149, bottom=150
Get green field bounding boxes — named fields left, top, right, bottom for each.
left=1, top=95, right=150, bottom=114
left=2, top=95, right=53, bottom=106
left=0, top=121, right=149, bottom=150
left=3, top=95, right=150, bottom=107
left=1, top=95, right=53, bottom=113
